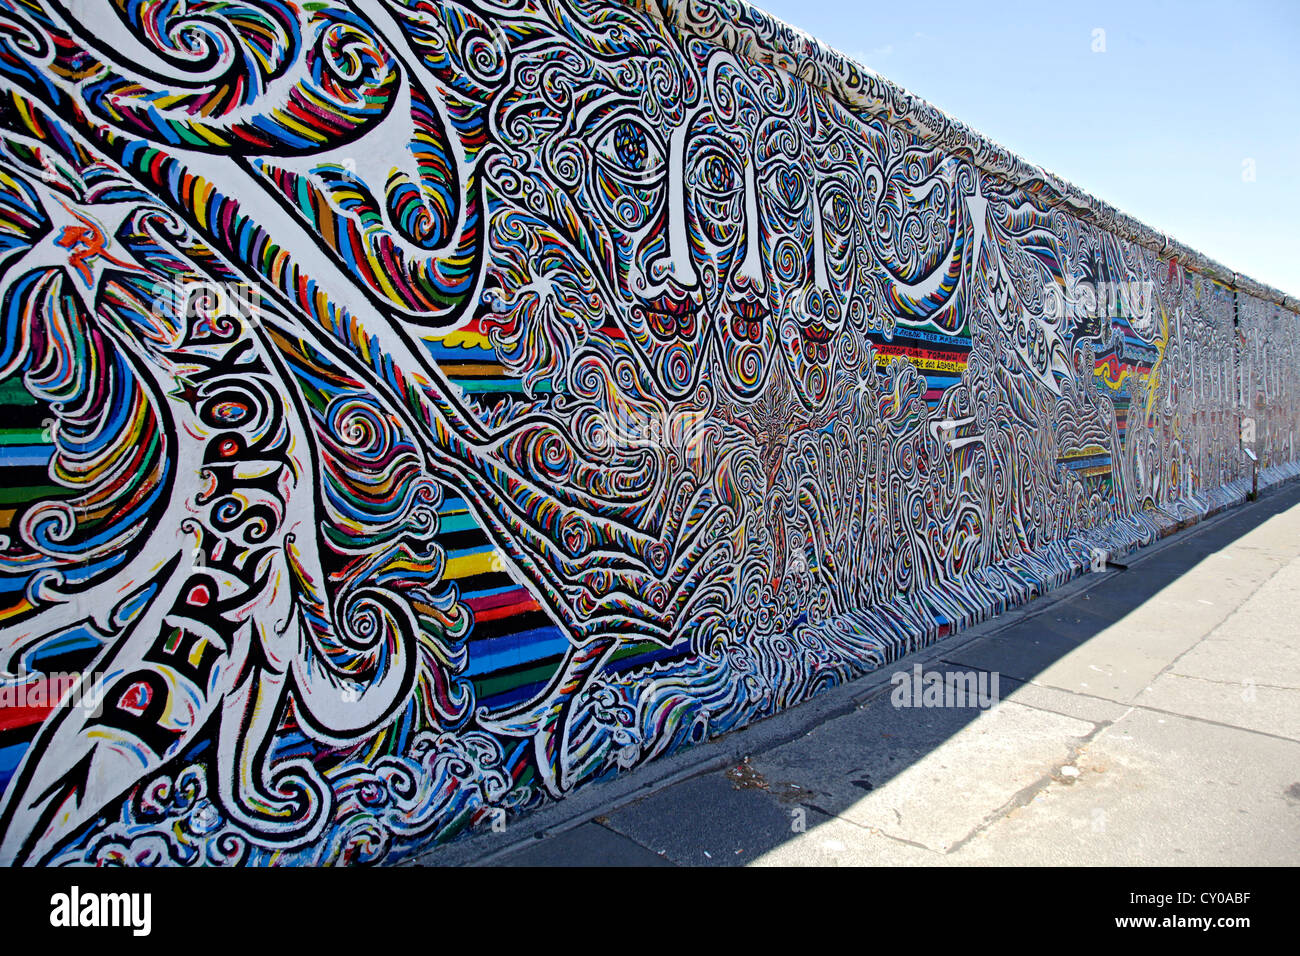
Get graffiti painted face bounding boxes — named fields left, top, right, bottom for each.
left=756, top=80, right=877, bottom=407
left=684, top=54, right=774, bottom=399
left=484, top=36, right=785, bottom=402
left=480, top=27, right=715, bottom=398
left=596, top=103, right=713, bottom=396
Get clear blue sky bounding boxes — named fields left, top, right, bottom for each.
left=752, top=0, right=1300, bottom=298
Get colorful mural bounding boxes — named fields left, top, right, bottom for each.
left=0, top=0, right=1295, bottom=865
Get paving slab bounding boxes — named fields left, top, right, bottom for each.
left=949, top=708, right=1300, bottom=866
left=486, top=820, right=674, bottom=867
left=749, top=815, right=942, bottom=867
left=599, top=769, right=814, bottom=866
left=1163, top=624, right=1300, bottom=694
left=1137, top=676, right=1300, bottom=741
left=992, top=678, right=1132, bottom=725
left=940, top=624, right=1090, bottom=682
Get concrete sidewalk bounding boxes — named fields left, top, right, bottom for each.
left=419, top=481, right=1300, bottom=867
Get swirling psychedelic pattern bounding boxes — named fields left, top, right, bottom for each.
left=0, top=0, right=1296, bottom=865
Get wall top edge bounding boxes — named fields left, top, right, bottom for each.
left=641, top=0, right=1296, bottom=314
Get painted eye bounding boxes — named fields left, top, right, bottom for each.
left=763, top=164, right=808, bottom=211
left=687, top=146, right=742, bottom=206
left=594, top=119, right=665, bottom=179
left=702, top=155, right=735, bottom=193
left=821, top=189, right=853, bottom=232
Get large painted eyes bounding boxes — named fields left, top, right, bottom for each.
left=593, top=119, right=665, bottom=181
left=700, top=154, right=736, bottom=195
left=763, top=164, right=808, bottom=212
left=612, top=123, right=649, bottom=170
left=687, top=146, right=741, bottom=199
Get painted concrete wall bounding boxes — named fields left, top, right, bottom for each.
left=0, top=0, right=1296, bottom=865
